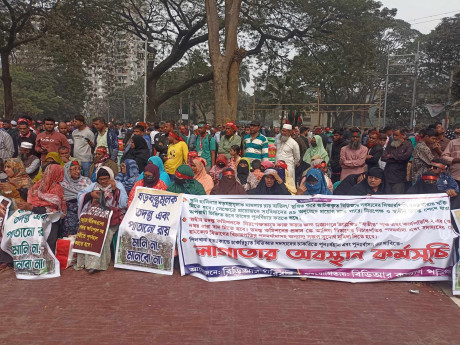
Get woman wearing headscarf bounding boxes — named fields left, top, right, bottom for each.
left=121, top=134, right=150, bottom=173
left=235, top=157, right=259, bottom=191
left=248, top=169, right=291, bottom=195
left=167, top=164, right=206, bottom=195
left=191, top=157, right=214, bottom=195
left=76, top=166, right=128, bottom=273
left=60, top=160, right=91, bottom=237
left=0, top=158, right=34, bottom=209
left=306, top=157, right=333, bottom=193
left=89, top=146, right=119, bottom=182
left=348, top=167, right=386, bottom=196
left=138, top=156, right=171, bottom=187
left=209, top=154, right=228, bottom=185
left=17, top=164, right=66, bottom=253
left=275, top=160, right=297, bottom=194
left=115, top=159, right=139, bottom=195
left=211, top=168, right=246, bottom=195
left=407, top=171, right=440, bottom=194
left=128, top=164, right=167, bottom=207
left=297, top=168, right=332, bottom=196
left=303, top=135, right=329, bottom=165
left=33, top=151, right=65, bottom=182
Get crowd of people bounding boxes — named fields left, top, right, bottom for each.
left=0, top=114, right=459, bottom=273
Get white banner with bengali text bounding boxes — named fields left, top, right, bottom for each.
left=178, top=194, right=458, bottom=282
left=115, top=187, right=182, bottom=275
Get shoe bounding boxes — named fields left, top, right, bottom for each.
left=88, top=269, right=96, bottom=274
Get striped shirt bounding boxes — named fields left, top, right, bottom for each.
left=243, top=132, right=269, bottom=162
left=0, top=129, right=14, bottom=159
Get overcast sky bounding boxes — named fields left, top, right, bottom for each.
left=379, top=0, right=459, bottom=34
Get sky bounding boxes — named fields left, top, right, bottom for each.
left=379, top=0, right=460, bottom=34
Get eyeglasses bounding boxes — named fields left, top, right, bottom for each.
left=97, top=176, right=110, bottom=182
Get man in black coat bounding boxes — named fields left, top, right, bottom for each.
left=330, top=129, right=348, bottom=183
left=365, top=130, right=383, bottom=171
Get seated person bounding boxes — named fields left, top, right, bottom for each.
left=248, top=169, right=290, bottom=195
left=297, top=168, right=332, bottom=196
left=348, top=167, right=386, bottom=195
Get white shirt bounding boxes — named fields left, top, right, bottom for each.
left=275, top=137, right=300, bottom=180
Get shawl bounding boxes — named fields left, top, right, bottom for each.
left=303, top=135, right=329, bottom=164
left=303, top=168, right=331, bottom=195
left=209, top=154, right=228, bottom=184
left=192, top=158, right=214, bottom=195
left=33, top=151, right=65, bottom=183
left=28, top=164, right=66, bottom=213
left=166, top=164, right=206, bottom=195
left=138, top=156, right=170, bottom=186
left=61, top=161, right=91, bottom=201
left=5, top=158, right=33, bottom=190
left=210, top=168, right=246, bottom=195
left=115, top=159, right=139, bottom=194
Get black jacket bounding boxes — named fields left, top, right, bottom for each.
left=366, top=144, right=383, bottom=170
left=382, top=140, right=413, bottom=184
left=330, top=139, right=348, bottom=173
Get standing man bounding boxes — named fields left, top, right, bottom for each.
left=431, top=122, right=450, bottom=152
left=0, top=126, right=14, bottom=160
left=381, top=128, right=413, bottom=194
left=441, top=134, right=460, bottom=187
left=35, top=117, right=70, bottom=161
left=17, top=120, right=38, bottom=156
left=339, top=129, right=368, bottom=181
left=411, top=128, right=437, bottom=183
left=179, top=125, right=189, bottom=142
left=330, top=129, right=348, bottom=183
left=218, top=122, right=241, bottom=160
left=275, top=124, right=300, bottom=181
left=58, top=121, right=74, bottom=155
left=2, top=119, right=18, bottom=157
left=243, top=120, right=269, bottom=162
left=365, top=131, right=383, bottom=171
left=72, top=115, right=95, bottom=177
left=299, top=126, right=310, bottom=149
left=93, top=117, right=118, bottom=162
left=196, top=121, right=216, bottom=169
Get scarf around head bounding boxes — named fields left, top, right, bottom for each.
left=237, top=157, right=251, bottom=185
left=304, top=135, right=329, bottom=164
left=5, top=158, right=33, bottom=189
left=211, top=168, right=246, bottom=195
left=143, top=162, right=160, bottom=187
left=192, top=157, right=214, bottom=194
left=28, top=164, right=65, bottom=211
left=304, top=168, right=331, bottom=195
left=167, top=164, right=206, bottom=195
left=115, top=159, right=139, bottom=193
left=62, top=161, right=91, bottom=201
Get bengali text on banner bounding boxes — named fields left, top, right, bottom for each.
left=178, top=194, right=458, bottom=282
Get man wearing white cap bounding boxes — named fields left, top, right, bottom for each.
left=19, top=142, right=40, bottom=178
left=275, top=124, right=300, bottom=181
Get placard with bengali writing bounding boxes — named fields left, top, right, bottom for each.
left=115, top=187, right=182, bottom=275
left=73, top=206, right=113, bottom=257
left=1, top=210, right=61, bottom=280
left=178, top=194, right=458, bottom=282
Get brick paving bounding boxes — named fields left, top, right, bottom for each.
left=0, top=265, right=459, bottom=345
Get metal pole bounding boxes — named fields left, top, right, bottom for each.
left=383, top=52, right=390, bottom=128
left=143, top=39, right=148, bottom=123
left=410, top=41, right=419, bottom=129
left=123, top=86, right=126, bottom=123
left=378, top=89, right=382, bottom=129
left=351, top=105, right=354, bottom=126
left=252, top=77, right=257, bottom=120
left=317, top=87, right=320, bottom=126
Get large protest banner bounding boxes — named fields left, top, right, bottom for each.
left=115, top=188, right=182, bottom=275
left=178, top=194, right=458, bottom=282
left=1, top=210, right=61, bottom=280
left=73, top=206, right=113, bottom=257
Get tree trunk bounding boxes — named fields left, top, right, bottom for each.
left=206, top=0, right=243, bottom=125
left=1, top=52, right=13, bottom=119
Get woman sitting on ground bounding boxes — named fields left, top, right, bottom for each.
left=60, top=160, right=91, bottom=237
left=236, top=158, right=259, bottom=191
left=76, top=167, right=127, bottom=273
left=210, top=168, right=246, bottom=195
left=190, top=157, right=214, bottom=195
left=89, top=147, right=119, bottom=182
left=128, top=164, right=168, bottom=207
left=297, top=168, right=332, bottom=196
left=115, top=159, right=139, bottom=195
left=248, top=169, right=291, bottom=195
left=348, top=167, right=386, bottom=196
left=167, top=164, right=206, bottom=195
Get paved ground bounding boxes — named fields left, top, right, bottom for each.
left=1, top=264, right=459, bottom=345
